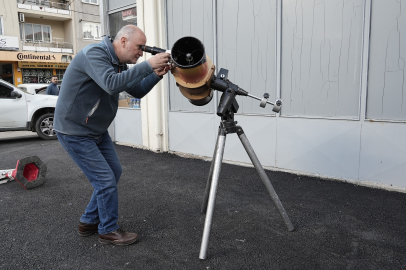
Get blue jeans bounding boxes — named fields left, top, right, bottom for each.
left=57, top=131, right=122, bottom=235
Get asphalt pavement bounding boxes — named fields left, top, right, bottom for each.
left=0, top=133, right=405, bottom=269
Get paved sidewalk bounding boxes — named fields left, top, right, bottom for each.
left=0, top=135, right=405, bottom=269
left=0, top=131, right=38, bottom=140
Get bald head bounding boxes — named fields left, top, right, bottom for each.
left=114, top=25, right=144, bottom=41
left=112, top=25, right=146, bottom=64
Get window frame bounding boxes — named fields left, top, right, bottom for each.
left=82, top=21, right=102, bottom=40
left=42, top=25, right=51, bottom=42
left=82, top=0, right=99, bottom=5
left=56, top=69, right=66, bottom=82
left=0, top=16, right=4, bottom=36
left=23, top=23, right=52, bottom=43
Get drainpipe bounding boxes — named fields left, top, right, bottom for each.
left=99, top=0, right=108, bottom=37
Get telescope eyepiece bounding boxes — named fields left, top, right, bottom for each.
left=141, top=45, right=167, bottom=55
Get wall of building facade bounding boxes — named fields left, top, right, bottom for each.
left=73, top=0, right=102, bottom=52
left=0, top=2, right=19, bottom=36
left=105, top=0, right=406, bottom=192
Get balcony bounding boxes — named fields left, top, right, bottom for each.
left=21, top=40, right=73, bottom=54
left=17, top=0, right=70, bottom=16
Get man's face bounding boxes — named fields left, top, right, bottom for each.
left=51, top=77, right=58, bottom=84
left=124, top=34, right=146, bottom=64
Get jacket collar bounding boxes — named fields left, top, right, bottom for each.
left=102, top=36, right=120, bottom=65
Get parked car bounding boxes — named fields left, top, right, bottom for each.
left=0, top=79, right=58, bottom=139
left=17, top=83, right=50, bottom=95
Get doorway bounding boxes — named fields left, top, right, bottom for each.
left=0, top=63, right=14, bottom=84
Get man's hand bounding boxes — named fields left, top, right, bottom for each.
left=154, top=65, right=172, bottom=77
left=147, top=53, right=171, bottom=69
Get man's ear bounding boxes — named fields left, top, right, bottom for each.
left=121, top=37, right=127, bottom=48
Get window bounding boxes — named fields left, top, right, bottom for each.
left=43, top=26, right=51, bottom=42
left=23, top=24, right=52, bottom=42
left=0, top=16, right=3, bottom=35
left=22, top=69, right=52, bottom=84
left=108, top=8, right=137, bottom=39
left=82, top=22, right=102, bottom=40
left=82, top=0, right=98, bottom=5
left=0, top=63, right=14, bottom=84
left=56, top=69, right=66, bottom=83
left=0, top=83, right=12, bottom=98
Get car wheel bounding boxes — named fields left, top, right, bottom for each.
left=35, top=113, right=57, bottom=140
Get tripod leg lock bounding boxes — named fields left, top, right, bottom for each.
left=236, top=126, right=244, bottom=136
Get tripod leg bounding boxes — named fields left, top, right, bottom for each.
left=236, top=127, right=295, bottom=232
left=199, top=129, right=227, bottom=260
left=201, top=128, right=222, bottom=214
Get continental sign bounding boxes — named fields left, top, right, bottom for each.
left=0, top=51, right=74, bottom=63
left=18, top=61, right=70, bottom=69
left=17, top=53, right=57, bottom=61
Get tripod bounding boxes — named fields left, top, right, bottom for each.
left=199, top=70, right=295, bottom=260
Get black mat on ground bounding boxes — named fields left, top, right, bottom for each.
left=0, top=137, right=405, bottom=269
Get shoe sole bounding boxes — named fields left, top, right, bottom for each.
left=78, top=230, right=98, bottom=237
left=98, top=237, right=139, bottom=246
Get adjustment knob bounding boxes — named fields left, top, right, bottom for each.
left=260, top=93, right=270, bottom=108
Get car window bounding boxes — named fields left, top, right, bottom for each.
left=36, top=87, right=47, bottom=94
left=17, top=86, right=32, bottom=95
left=1, top=79, right=18, bottom=89
left=0, top=83, right=13, bottom=98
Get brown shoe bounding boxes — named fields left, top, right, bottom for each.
left=78, top=222, right=99, bottom=237
left=99, top=228, right=139, bottom=246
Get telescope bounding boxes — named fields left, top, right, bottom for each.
left=141, top=36, right=282, bottom=113
left=142, top=37, right=293, bottom=260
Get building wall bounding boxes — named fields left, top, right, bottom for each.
left=63, top=20, right=73, bottom=44
left=0, top=2, right=19, bottom=85
left=108, top=0, right=406, bottom=192
left=164, top=0, right=406, bottom=192
left=0, top=1, right=19, bottom=36
left=73, top=0, right=102, bottom=52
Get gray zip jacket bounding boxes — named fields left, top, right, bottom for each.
left=54, top=36, right=161, bottom=137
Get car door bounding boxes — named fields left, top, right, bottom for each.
left=0, top=81, right=27, bottom=129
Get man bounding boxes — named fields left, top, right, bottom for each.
left=54, top=25, right=171, bottom=245
left=45, top=76, right=59, bottom=96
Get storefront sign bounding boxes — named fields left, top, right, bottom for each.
left=0, top=36, right=19, bottom=51
left=18, top=61, right=70, bottom=69
left=17, top=53, right=56, bottom=61
left=122, top=8, right=137, bottom=21
left=0, top=51, right=74, bottom=62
